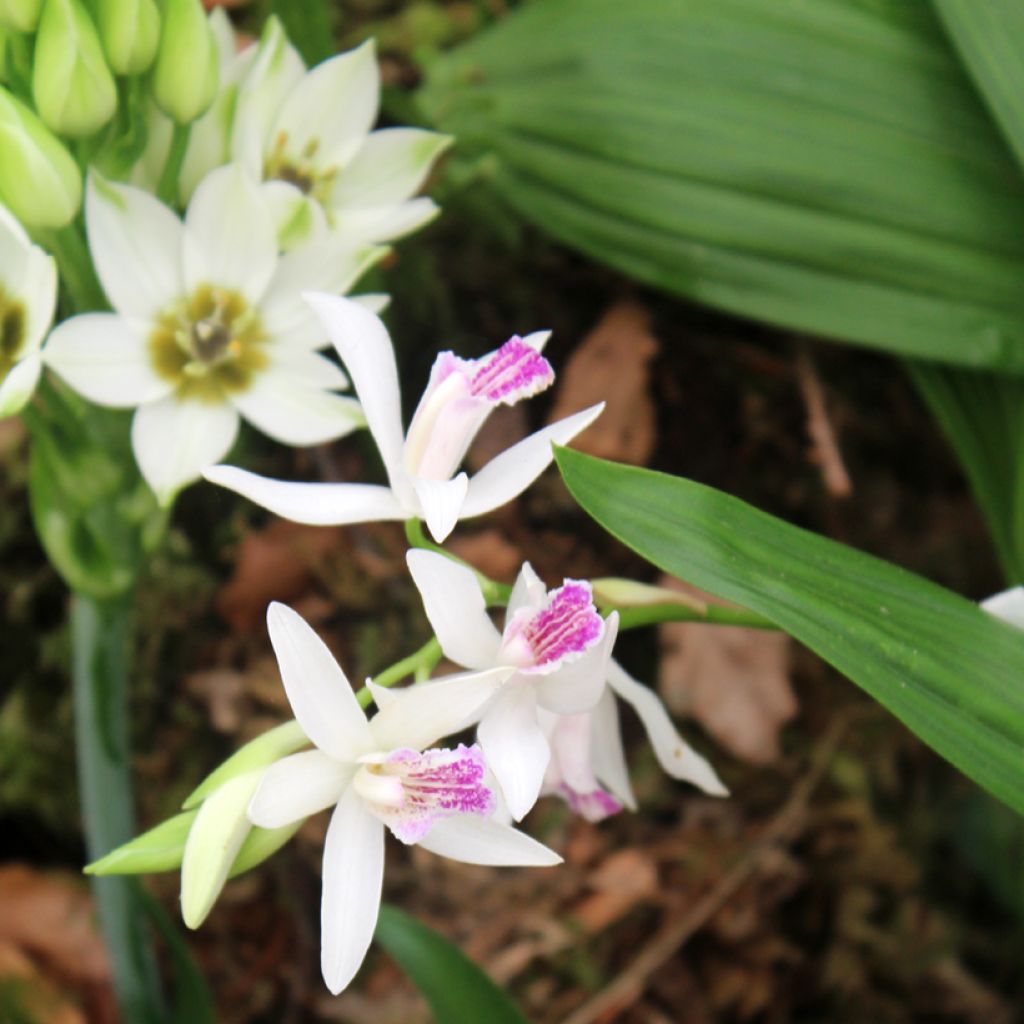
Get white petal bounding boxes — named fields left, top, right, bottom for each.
left=320, top=788, right=384, bottom=995
left=261, top=181, right=326, bottom=250
left=461, top=403, right=605, bottom=518
left=522, top=330, right=551, bottom=353
left=132, top=396, right=239, bottom=505
left=350, top=292, right=389, bottom=315
left=247, top=749, right=352, bottom=828
left=547, top=713, right=599, bottom=794
left=304, top=293, right=405, bottom=482
left=273, top=41, right=379, bottom=170
left=607, top=660, right=728, bottom=797
left=369, top=667, right=513, bottom=752
left=536, top=612, right=618, bottom=715
left=477, top=686, right=549, bottom=822
left=981, top=586, right=1024, bottom=630
left=417, top=815, right=562, bottom=867
left=231, top=371, right=363, bottom=446
left=267, top=348, right=349, bottom=390
left=505, top=561, right=547, bottom=624
left=183, top=165, right=277, bottom=303
left=0, top=202, right=32, bottom=287
left=42, top=313, right=172, bottom=409
left=202, top=466, right=409, bottom=525
left=590, top=689, right=637, bottom=810
left=330, top=197, right=440, bottom=245
left=0, top=355, right=40, bottom=417
left=411, top=473, right=468, bottom=543
left=366, top=679, right=400, bottom=708
left=19, top=245, right=57, bottom=353
left=181, top=770, right=260, bottom=928
left=266, top=601, right=374, bottom=761
left=406, top=549, right=502, bottom=669
left=86, top=173, right=183, bottom=320
left=261, top=243, right=386, bottom=349
left=331, top=128, right=451, bottom=209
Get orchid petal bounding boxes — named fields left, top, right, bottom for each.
left=231, top=372, right=363, bottom=446
left=477, top=685, right=549, bottom=822
left=86, top=173, right=183, bottom=320
left=42, top=313, right=172, bottom=409
left=461, top=403, right=604, bottom=518
left=330, top=128, right=451, bottom=209
left=548, top=713, right=600, bottom=794
left=536, top=612, right=618, bottom=715
left=183, top=165, right=277, bottom=304
left=591, top=689, right=637, bottom=810
left=417, top=815, right=562, bottom=867
left=506, top=561, right=547, bottom=624
left=202, top=466, right=409, bottom=526
left=411, top=473, right=468, bottom=543
left=607, top=660, right=727, bottom=797
left=247, top=749, right=353, bottom=828
left=982, top=586, right=1024, bottom=630
left=0, top=356, right=40, bottom=417
left=304, top=293, right=405, bottom=483
left=272, top=40, right=379, bottom=170
left=522, top=330, right=551, bottom=353
left=320, top=788, right=384, bottom=995
left=266, top=602, right=373, bottom=761
left=406, top=550, right=502, bottom=670
left=366, top=679, right=400, bottom=708
left=180, top=770, right=259, bottom=929
left=369, top=667, right=512, bottom=753
left=132, top=396, right=239, bottom=505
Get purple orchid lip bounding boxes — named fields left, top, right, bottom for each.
left=369, top=744, right=496, bottom=844
left=557, top=784, right=623, bottom=823
left=468, top=336, right=554, bottom=405
left=519, top=580, right=604, bottom=668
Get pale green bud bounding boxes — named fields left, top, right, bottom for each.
left=0, top=0, right=41, bottom=33
left=151, top=0, right=217, bottom=125
left=33, top=0, right=117, bottom=137
left=0, top=88, right=81, bottom=226
left=96, top=0, right=160, bottom=75
left=590, top=577, right=708, bottom=612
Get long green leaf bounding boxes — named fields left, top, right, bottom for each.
left=420, top=0, right=1024, bottom=371
left=934, top=0, right=1024, bottom=172
left=375, top=905, right=530, bottom=1024
left=555, top=447, right=1024, bottom=816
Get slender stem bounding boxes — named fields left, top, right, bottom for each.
left=356, top=636, right=443, bottom=708
left=156, top=122, right=191, bottom=207
left=72, top=593, right=166, bottom=1023
left=610, top=601, right=779, bottom=632
left=46, top=222, right=107, bottom=313
left=404, top=519, right=512, bottom=605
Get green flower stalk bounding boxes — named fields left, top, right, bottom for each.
left=0, top=0, right=41, bottom=33
left=33, top=0, right=116, bottom=137
left=0, top=87, right=80, bottom=226
left=95, top=0, right=159, bottom=75
left=151, top=0, right=217, bottom=124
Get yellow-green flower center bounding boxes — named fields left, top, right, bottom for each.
left=0, top=290, right=26, bottom=379
left=149, top=285, right=267, bottom=402
left=264, top=132, right=337, bottom=205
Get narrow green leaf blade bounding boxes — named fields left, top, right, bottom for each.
left=934, top=0, right=1024, bottom=172
left=375, top=905, right=530, bottom=1024
left=270, top=0, right=336, bottom=66
left=555, top=446, right=1024, bottom=816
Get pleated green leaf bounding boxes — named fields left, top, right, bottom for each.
left=555, top=447, right=1024, bottom=816
left=419, top=0, right=1024, bottom=371
left=375, top=905, right=529, bottom=1024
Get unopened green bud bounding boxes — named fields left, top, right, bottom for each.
left=96, top=0, right=159, bottom=74
left=0, top=0, right=41, bottom=33
left=591, top=577, right=708, bottom=612
left=33, top=0, right=116, bottom=137
left=0, top=88, right=81, bottom=226
left=152, top=0, right=217, bottom=125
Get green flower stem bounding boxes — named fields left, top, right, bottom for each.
left=156, top=121, right=190, bottom=206
left=45, top=221, right=107, bottom=312
left=357, top=635, right=443, bottom=708
left=72, top=592, right=166, bottom=1023
left=404, top=519, right=512, bottom=605
left=610, top=601, right=779, bottom=632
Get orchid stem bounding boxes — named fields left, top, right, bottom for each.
left=610, top=601, right=778, bottom=631
left=404, top=519, right=512, bottom=605
left=156, top=122, right=191, bottom=207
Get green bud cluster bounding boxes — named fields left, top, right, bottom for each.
left=0, top=0, right=218, bottom=227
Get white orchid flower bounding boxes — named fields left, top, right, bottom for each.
left=43, top=166, right=383, bottom=504
left=0, top=202, right=56, bottom=417
left=246, top=602, right=561, bottom=995
left=204, top=296, right=603, bottom=542
left=407, top=550, right=728, bottom=820
left=981, top=586, right=1024, bottom=629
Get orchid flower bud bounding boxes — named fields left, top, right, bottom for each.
left=0, top=0, right=41, bottom=33
left=33, top=0, right=116, bottom=137
left=151, top=0, right=217, bottom=125
left=0, top=88, right=81, bottom=226
left=95, top=0, right=160, bottom=75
